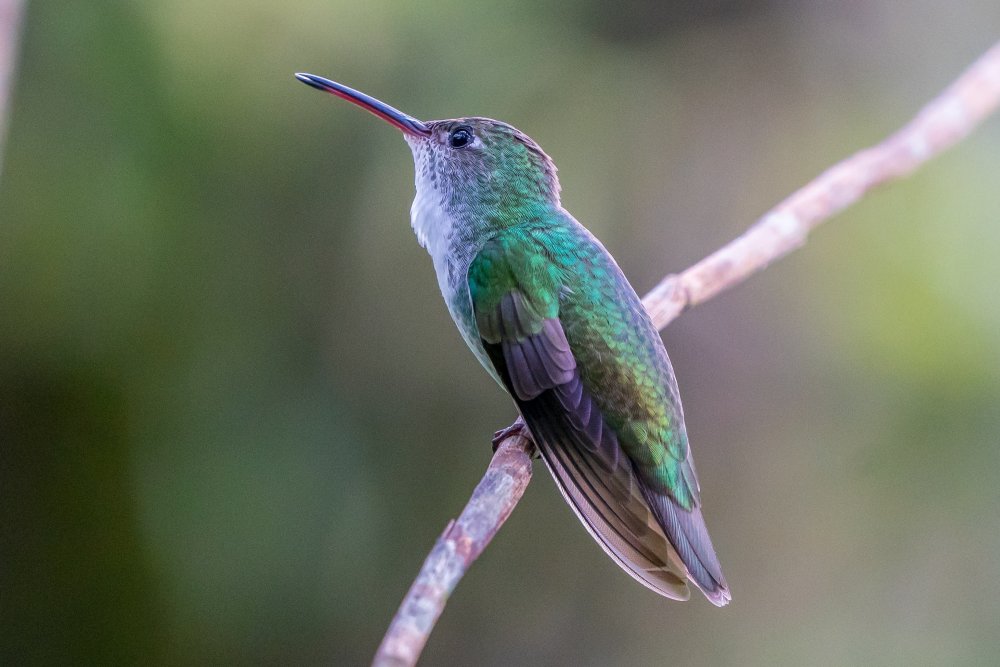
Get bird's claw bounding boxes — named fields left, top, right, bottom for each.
left=491, top=421, right=539, bottom=458
left=492, top=422, right=526, bottom=452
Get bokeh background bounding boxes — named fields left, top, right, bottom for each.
left=3, top=1, right=1000, bottom=665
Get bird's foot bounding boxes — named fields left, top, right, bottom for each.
left=492, top=421, right=527, bottom=453
left=493, top=417, right=542, bottom=459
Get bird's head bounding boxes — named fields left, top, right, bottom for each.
left=296, top=74, right=560, bottom=223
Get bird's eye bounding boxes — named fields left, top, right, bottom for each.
left=448, top=127, right=473, bottom=148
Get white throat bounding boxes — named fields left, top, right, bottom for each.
left=410, top=179, right=458, bottom=298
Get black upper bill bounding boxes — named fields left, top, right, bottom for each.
left=294, top=73, right=431, bottom=137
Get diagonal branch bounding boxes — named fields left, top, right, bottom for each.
left=372, top=40, right=1000, bottom=667
left=0, top=0, right=26, bottom=180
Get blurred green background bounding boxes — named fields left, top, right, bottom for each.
left=3, top=1, right=1000, bottom=665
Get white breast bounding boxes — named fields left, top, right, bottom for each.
left=410, top=180, right=498, bottom=371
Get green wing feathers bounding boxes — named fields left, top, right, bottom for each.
left=468, top=225, right=730, bottom=605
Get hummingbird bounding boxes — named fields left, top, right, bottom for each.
left=295, top=73, right=730, bottom=606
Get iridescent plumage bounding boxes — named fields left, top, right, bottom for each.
left=296, top=75, right=730, bottom=605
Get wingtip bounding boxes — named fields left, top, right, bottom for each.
left=705, top=586, right=732, bottom=607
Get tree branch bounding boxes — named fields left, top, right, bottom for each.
left=372, top=40, right=1000, bottom=667
left=373, top=429, right=533, bottom=667
left=0, top=0, right=26, bottom=180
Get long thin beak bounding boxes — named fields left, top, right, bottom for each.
left=294, top=73, right=431, bottom=137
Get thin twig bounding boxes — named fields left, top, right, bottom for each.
left=644, top=40, right=1000, bottom=329
left=0, top=0, right=26, bottom=179
left=372, top=40, right=1000, bottom=667
left=373, top=429, right=533, bottom=667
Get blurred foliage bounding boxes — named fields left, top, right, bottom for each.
left=2, top=1, right=1000, bottom=665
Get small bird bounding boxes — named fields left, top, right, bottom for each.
left=296, top=73, right=730, bottom=605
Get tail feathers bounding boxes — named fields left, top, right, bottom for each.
left=514, top=376, right=731, bottom=606
left=535, top=428, right=692, bottom=601
left=647, top=491, right=730, bottom=606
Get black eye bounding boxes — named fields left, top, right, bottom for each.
left=448, top=127, right=473, bottom=148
